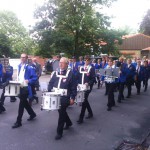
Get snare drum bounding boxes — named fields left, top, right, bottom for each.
left=41, top=92, right=61, bottom=111
left=75, top=91, right=84, bottom=103
left=77, top=84, right=88, bottom=91
left=104, top=77, right=115, bottom=83
left=4, top=81, right=20, bottom=96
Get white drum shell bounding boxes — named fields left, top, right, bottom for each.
left=105, top=77, right=115, bottom=83
left=4, top=84, right=20, bottom=96
left=77, top=84, right=88, bottom=91
left=75, top=91, right=84, bottom=103
left=41, top=92, right=60, bottom=111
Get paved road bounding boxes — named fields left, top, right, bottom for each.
left=0, top=74, right=150, bottom=150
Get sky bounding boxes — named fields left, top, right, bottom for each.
left=0, top=0, right=150, bottom=32
left=102, top=0, right=150, bottom=31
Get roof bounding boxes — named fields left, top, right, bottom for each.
left=142, top=47, right=150, bottom=51
left=118, top=33, right=150, bottom=50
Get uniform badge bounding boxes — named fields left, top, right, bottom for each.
left=63, top=78, right=66, bottom=82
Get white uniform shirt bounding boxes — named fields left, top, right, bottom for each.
left=18, top=64, right=27, bottom=86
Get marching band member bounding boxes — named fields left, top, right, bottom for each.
left=0, top=63, right=6, bottom=113
left=105, top=59, right=117, bottom=111
left=77, top=55, right=95, bottom=124
left=28, top=58, right=41, bottom=105
left=117, top=58, right=127, bottom=103
left=91, top=59, right=97, bottom=85
left=143, top=60, right=150, bottom=92
left=134, top=60, right=144, bottom=95
left=12, top=53, right=37, bottom=128
left=0, top=63, right=17, bottom=114
left=95, top=59, right=102, bottom=89
left=126, top=58, right=136, bottom=98
left=48, top=57, right=77, bottom=140
left=78, top=56, right=85, bottom=66
left=70, top=56, right=79, bottom=85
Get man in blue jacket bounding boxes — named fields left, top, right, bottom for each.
left=48, top=57, right=77, bottom=140
left=12, top=53, right=37, bottom=128
left=117, top=58, right=127, bottom=103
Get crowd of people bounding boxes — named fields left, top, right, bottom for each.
left=0, top=54, right=150, bottom=141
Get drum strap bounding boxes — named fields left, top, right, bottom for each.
left=80, top=65, right=91, bottom=84
left=56, top=69, right=70, bottom=89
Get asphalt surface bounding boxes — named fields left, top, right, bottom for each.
left=0, top=74, right=150, bottom=150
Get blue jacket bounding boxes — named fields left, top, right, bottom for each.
left=48, top=69, right=77, bottom=105
left=126, top=64, right=136, bottom=80
left=135, top=66, right=144, bottom=81
left=119, top=63, right=127, bottom=83
left=95, top=63, right=102, bottom=69
left=18, top=64, right=37, bottom=98
left=143, top=66, right=150, bottom=79
left=5, top=65, right=13, bottom=81
left=0, top=64, right=3, bottom=83
left=78, top=61, right=85, bottom=66
left=69, top=62, right=79, bottom=76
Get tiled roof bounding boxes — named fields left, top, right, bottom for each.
left=118, top=33, right=150, bottom=50
left=142, top=47, right=150, bottom=50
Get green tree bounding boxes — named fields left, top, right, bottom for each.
left=140, top=9, right=150, bottom=36
left=0, top=11, right=36, bottom=57
left=0, top=33, right=11, bottom=57
left=33, top=0, right=122, bottom=58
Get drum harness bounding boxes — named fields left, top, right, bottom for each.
left=52, top=69, right=71, bottom=96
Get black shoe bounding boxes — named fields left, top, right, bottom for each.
left=64, top=123, right=72, bottom=130
left=112, top=103, right=116, bottom=107
left=126, top=95, right=130, bottom=98
left=144, top=89, right=147, bottom=92
left=27, top=114, right=36, bottom=121
left=117, top=100, right=121, bottom=103
left=1, top=106, right=6, bottom=111
left=0, top=109, right=3, bottom=114
left=107, top=107, right=111, bottom=111
left=35, top=97, right=39, bottom=103
left=55, top=134, right=62, bottom=140
left=77, top=119, right=83, bottom=124
left=12, top=122, right=22, bottom=128
left=0, top=106, right=6, bottom=112
left=85, top=114, right=93, bottom=119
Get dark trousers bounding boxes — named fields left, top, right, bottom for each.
left=107, top=83, right=115, bottom=108
left=90, top=83, right=94, bottom=91
left=118, top=82, right=125, bottom=101
left=143, top=78, right=148, bottom=91
left=0, top=89, right=16, bottom=105
left=29, top=85, right=38, bottom=102
left=97, top=76, right=100, bottom=88
left=126, top=79, right=133, bottom=97
left=105, top=82, right=109, bottom=95
left=35, top=78, right=40, bottom=90
left=16, top=87, right=35, bottom=123
left=79, top=91, right=93, bottom=120
left=135, top=80, right=141, bottom=94
left=57, top=104, right=72, bottom=136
